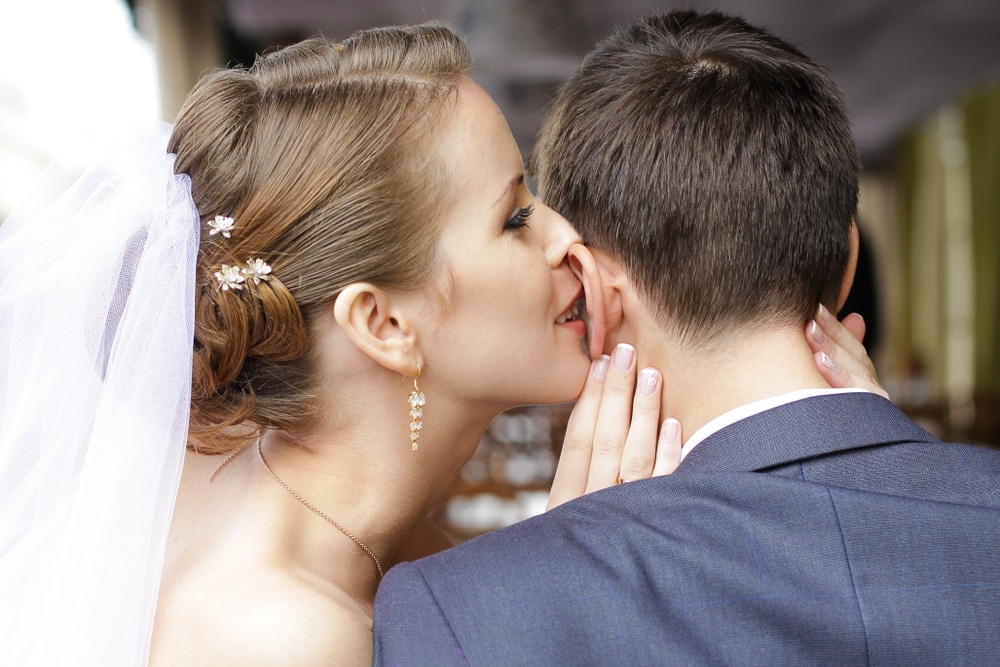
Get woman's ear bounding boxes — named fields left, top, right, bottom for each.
left=333, top=283, right=421, bottom=374
left=837, top=220, right=861, bottom=312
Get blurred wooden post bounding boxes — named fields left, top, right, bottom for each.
left=133, top=0, right=223, bottom=122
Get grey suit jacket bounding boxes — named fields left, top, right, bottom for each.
left=374, top=393, right=1000, bottom=666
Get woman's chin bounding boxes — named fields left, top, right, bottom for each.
left=474, top=356, right=590, bottom=413
left=539, top=358, right=591, bottom=406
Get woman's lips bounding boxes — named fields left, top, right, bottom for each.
left=556, top=295, right=587, bottom=339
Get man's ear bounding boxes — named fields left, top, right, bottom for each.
left=837, top=220, right=861, bottom=312
left=568, top=244, right=624, bottom=358
left=333, top=283, right=420, bottom=375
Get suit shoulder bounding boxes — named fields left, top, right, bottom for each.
left=374, top=563, right=469, bottom=666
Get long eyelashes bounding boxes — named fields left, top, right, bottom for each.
left=504, top=204, right=534, bottom=231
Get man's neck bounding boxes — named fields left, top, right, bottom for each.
left=632, top=322, right=832, bottom=445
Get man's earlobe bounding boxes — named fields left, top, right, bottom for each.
left=333, top=283, right=420, bottom=374
left=568, top=244, right=631, bottom=358
left=837, top=220, right=861, bottom=312
left=568, top=245, right=606, bottom=359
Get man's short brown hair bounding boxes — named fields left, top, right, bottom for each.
left=532, top=10, right=860, bottom=345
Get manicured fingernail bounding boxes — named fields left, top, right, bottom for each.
left=662, top=418, right=680, bottom=442
left=810, top=320, right=826, bottom=345
left=613, top=343, right=635, bottom=372
left=821, top=352, right=839, bottom=372
left=817, top=303, right=829, bottom=320
left=593, top=355, right=610, bottom=381
left=638, top=368, right=659, bottom=396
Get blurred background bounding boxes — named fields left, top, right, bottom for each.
left=2, top=0, right=999, bottom=540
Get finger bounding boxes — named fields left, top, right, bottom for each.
left=617, top=368, right=662, bottom=483
left=651, top=418, right=682, bottom=476
left=839, top=312, right=866, bottom=345
left=814, top=350, right=889, bottom=399
left=807, top=316, right=888, bottom=398
left=806, top=314, right=879, bottom=387
left=586, top=343, right=637, bottom=492
left=547, top=355, right=610, bottom=510
left=813, top=304, right=877, bottom=378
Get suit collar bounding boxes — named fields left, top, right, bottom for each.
left=678, top=392, right=940, bottom=473
left=680, top=388, right=868, bottom=461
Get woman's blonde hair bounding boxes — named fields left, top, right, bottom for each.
left=169, top=23, right=471, bottom=453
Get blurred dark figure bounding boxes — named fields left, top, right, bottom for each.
left=839, top=222, right=880, bottom=351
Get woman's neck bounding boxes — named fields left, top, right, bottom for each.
left=241, top=390, right=494, bottom=588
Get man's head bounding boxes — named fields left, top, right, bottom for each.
left=533, top=10, right=860, bottom=349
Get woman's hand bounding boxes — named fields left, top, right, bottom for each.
left=547, top=343, right=681, bottom=510
left=806, top=305, right=889, bottom=399
left=547, top=306, right=888, bottom=511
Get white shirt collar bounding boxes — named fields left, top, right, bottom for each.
left=679, top=388, right=871, bottom=462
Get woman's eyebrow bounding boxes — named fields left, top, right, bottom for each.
left=492, top=174, right=524, bottom=209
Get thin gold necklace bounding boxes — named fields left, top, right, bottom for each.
left=255, top=439, right=384, bottom=579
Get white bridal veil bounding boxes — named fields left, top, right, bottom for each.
left=0, top=123, right=197, bottom=665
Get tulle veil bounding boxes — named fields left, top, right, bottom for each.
left=0, top=122, right=197, bottom=665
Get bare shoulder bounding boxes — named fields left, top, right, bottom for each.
left=153, top=569, right=372, bottom=667
left=224, top=587, right=373, bottom=667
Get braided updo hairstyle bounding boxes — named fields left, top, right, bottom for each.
left=168, top=23, right=471, bottom=454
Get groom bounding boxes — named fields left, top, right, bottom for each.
left=373, top=11, right=1000, bottom=665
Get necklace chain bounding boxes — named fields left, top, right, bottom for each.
left=255, top=439, right=384, bottom=579
left=208, top=440, right=251, bottom=482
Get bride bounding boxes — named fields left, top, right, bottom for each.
left=0, top=22, right=881, bottom=666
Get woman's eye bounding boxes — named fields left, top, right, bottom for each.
left=504, top=205, right=534, bottom=231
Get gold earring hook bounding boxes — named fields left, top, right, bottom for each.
left=399, top=363, right=422, bottom=390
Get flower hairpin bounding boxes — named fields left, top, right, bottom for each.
left=207, top=214, right=273, bottom=291
left=207, top=215, right=235, bottom=238
left=242, top=258, right=272, bottom=285
left=215, top=265, right=245, bottom=291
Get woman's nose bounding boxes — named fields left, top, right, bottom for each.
left=541, top=205, right=582, bottom=268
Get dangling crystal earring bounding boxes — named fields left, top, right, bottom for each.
left=407, top=366, right=425, bottom=451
